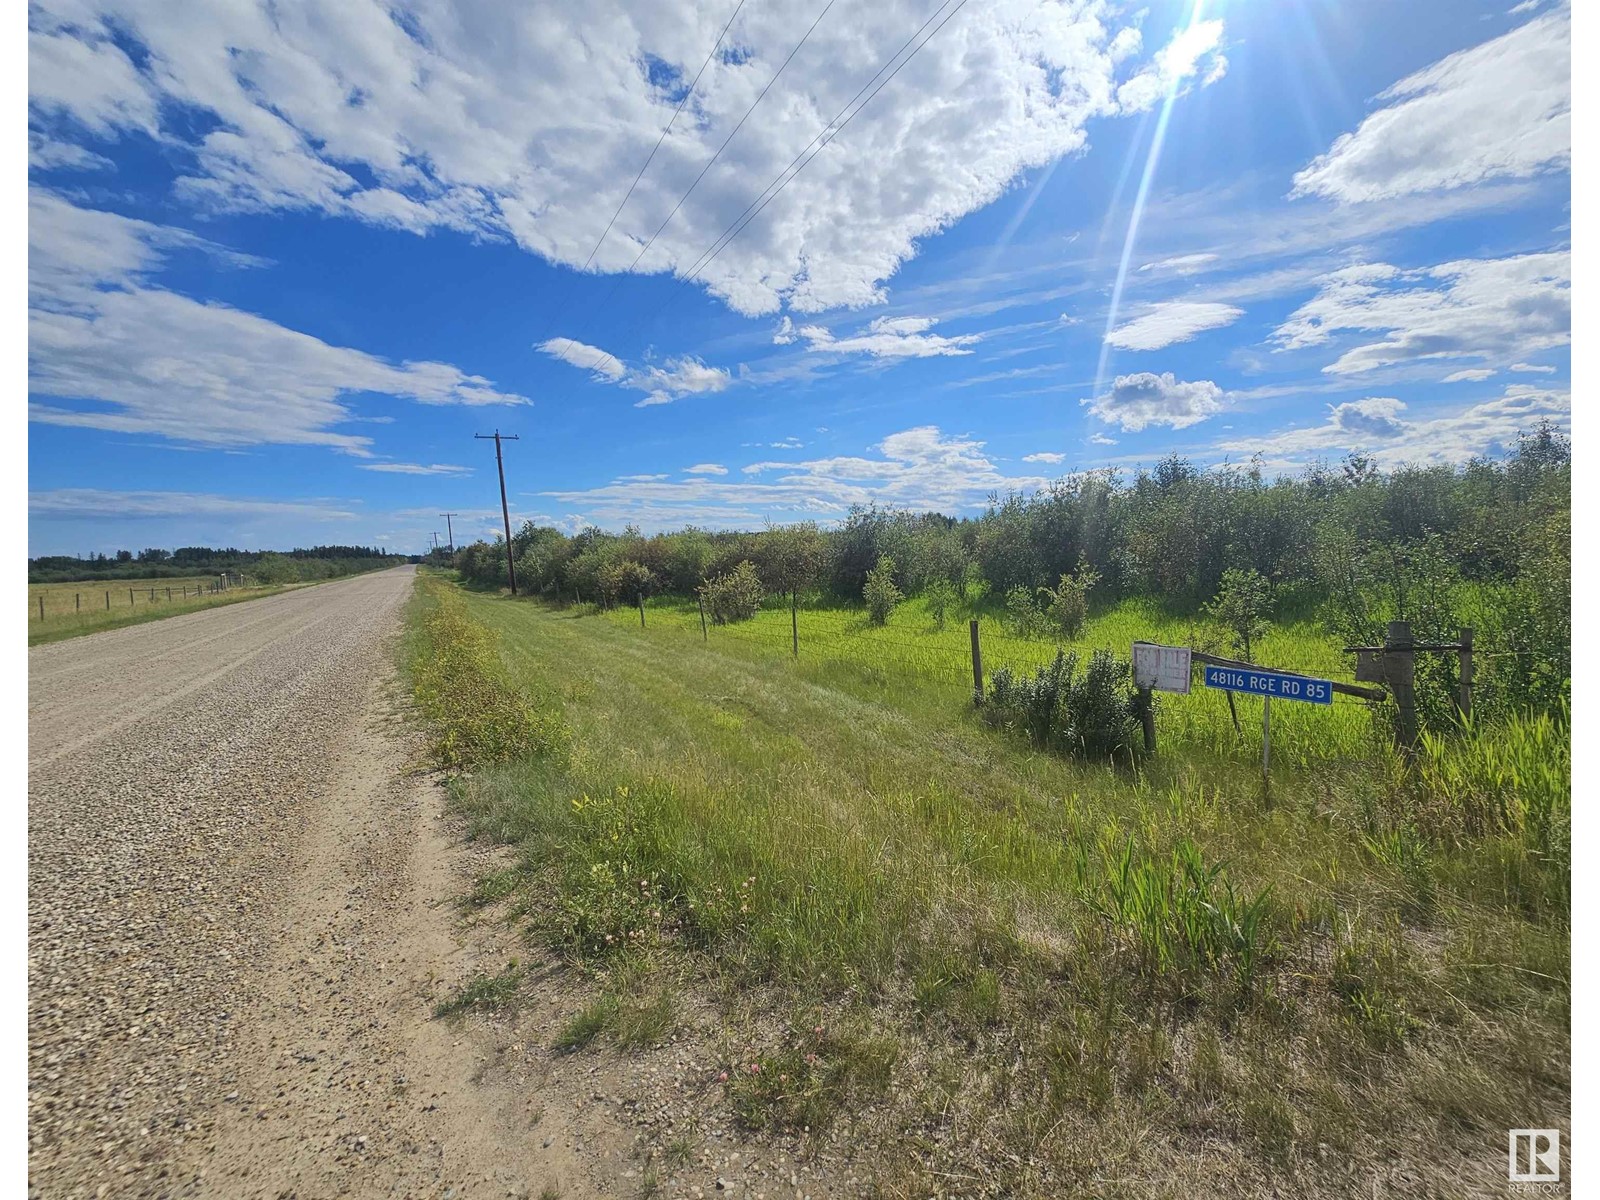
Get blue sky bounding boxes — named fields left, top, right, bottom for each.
left=27, top=0, right=1571, bottom=556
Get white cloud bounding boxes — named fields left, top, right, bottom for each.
left=1218, top=385, right=1569, bottom=467
left=1510, top=361, right=1556, bottom=373
left=29, top=489, right=358, bottom=521
left=26, top=0, right=1225, bottom=316
left=684, top=463, right=728, bottom=476
left=357, top=462, right=474, bottom=476
left=1088, top=432, right=1118, bottom=445
left=29, top=190, right=525, bottom=453
left=537, top=337, right=731, bottom=406
left=788, top=314, right=979, bottom=359
left=1291, top=11, right=1569, bottom=203
left=1086, top=371, right=1224, bottom=431
left=1272, top=252, right=1570, bottom=374
left=1104, top=301, right=1242, bottom=350
left=1022, top=451, right=1065, bottom=464
left=29, top=132, right=114, bottom=172
left=1443, top=368, right=1496, bottom=383
left=535, top=337, right=627, bottom=381
left=1114, top=19, right=1226, bottom=113
left=1138, top=252, right=1218, bottom=275
left=548, top=427, right=1045, bottom=529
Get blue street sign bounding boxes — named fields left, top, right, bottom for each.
left=1202, top=664, right=1333, bottom=705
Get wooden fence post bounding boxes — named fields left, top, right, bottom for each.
left=39, top=596, right=45, bottom=621
left=699, top=596, right=708, bottom=641
left=1386, top=620, right=1418, bottom=751
left=167, top=587, right=172, bottom=601
left=1137, top=687, right=1156, bottom=754
left=970, top=620, right=984, bottom=705
left=105, top=591, right=110, bottom=610
left=75, top=593, right=80, bottom=613
left=638, top=592, right=646, bottom=628
left=129, top=588, right=134, bottom=607
left=791, top=590, right=798, bottom=658
left=1458, top=625, right=1474, bottom=722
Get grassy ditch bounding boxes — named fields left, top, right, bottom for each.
left=408, top=576, right=1569, bottom=1196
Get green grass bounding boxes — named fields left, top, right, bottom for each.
left=411, top=575, right=1569, bottom=1195
left=433, top=960, right=525, bottom=1018
left=26, top=577, right=306, bottom=645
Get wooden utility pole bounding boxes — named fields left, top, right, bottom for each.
left=440, top=512, right=459, bottom=554
left=475, top=431, right=521, bottom=595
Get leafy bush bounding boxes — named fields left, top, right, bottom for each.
left=1036, top=556, right=1101, bottom=640
left=1004, top=585, right=1043, bottom=638
left=1206, top=567, right=1273, bottom=661
left=985, top=648, right=1141, bottom=761
left=598, top=559, right=655, bottom=606
left=863, top=555, right=903, bottom=626
left=925, top=578, right=957, bottom=631
left=699, top=560, right=764, bottom=624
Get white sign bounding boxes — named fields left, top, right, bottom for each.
left=1132, top=643, right=1192, bottom=694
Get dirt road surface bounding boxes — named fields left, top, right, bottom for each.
left=27, top=568, right=618, bottom=1199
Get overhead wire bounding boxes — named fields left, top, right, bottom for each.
left=580, top=0, right=752, bottom=274
left=580, top=0, right=841, bottom=378
left=680, top=0, right=972, bottom=287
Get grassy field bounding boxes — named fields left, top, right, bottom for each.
left=412, top=575, right=1569, bottom=1196
left=27, top=577, right=294, bottom=646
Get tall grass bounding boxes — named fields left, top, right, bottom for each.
left=413, top=579, right=1570, bottom=1193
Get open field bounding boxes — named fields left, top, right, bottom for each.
left=28, top=577, right=304, bottom=645
left=414, top=574, right=1569, bottom=1196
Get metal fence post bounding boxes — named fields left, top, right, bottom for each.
left=1458, top=625, right=1474, bottom=722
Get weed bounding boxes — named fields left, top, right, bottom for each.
left=434, top=961, right=524, bottom=1018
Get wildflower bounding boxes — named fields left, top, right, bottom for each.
left=716, top=1071, right=728, bottom=1083
left=747, top=1063, right=761, bottom=1075
left=804, top=1053, right=818, bottom=1066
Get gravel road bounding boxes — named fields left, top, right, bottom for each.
left=30, top=566, right=871, bottom=1200
left=27, top=568, right=603, bottom=1199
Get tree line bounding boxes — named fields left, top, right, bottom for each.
left=454, top=425, right=1570, bottom=723
left=28, top=544, right=404, bottom=583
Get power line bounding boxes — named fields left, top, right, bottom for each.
left=683, top=0, right=971, bottom=286
left=581, top=0, right=840, bottom=377
left=579, top=0, right=971, bottom=369
left=580, top=0, right=750, bottom=274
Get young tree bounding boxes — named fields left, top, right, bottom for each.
left=1206, top=567, right=1274, bottom=661
left=1036, top=556, right=1101, bottom=640
left=864, top=555, right=903, bottom=626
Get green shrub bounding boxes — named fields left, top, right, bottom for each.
left=699, top=560, right=764, bottom=624
left=985, top=648, right=1141, bottom=761
left=863, top=555, right=903, bottom=626
left=925, top=579, right=957, bottom=631
left=598, top=559, right=655, bottom=607
left=1004, top=585, right=1043, bottom=638
left=1206, top=567, right=1274, bottom=661
left=1036, top=556, right=1100, bottom=640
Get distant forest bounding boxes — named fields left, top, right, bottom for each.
left=28, top=545, right=407, bottom=584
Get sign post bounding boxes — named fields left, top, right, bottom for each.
left=1202, top=663, right=1334, bottom=777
